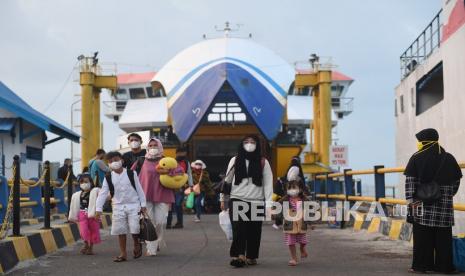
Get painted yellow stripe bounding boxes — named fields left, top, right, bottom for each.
left=353, top=213, right=365, bottom=231
left=367, top=217, right=381, bottom=233
left=389, top=220, right=404, bottom=240
left=55, top=225, right=75, bottom=246
left=38, top=230, right=58, bottom=253
left=8, top=236, right=34, bottom=261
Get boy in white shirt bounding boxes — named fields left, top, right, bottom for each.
left=95, top=151, right=147, bottom=262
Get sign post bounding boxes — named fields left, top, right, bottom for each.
left=330, top=145, right=348, bottom=168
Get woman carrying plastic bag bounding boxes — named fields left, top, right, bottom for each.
left=219, top=210, right=233, bottom=241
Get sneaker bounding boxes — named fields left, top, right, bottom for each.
left=272, top=224, right=280, bottom=230
left=194, top=216, right=200, bottom=223
left=166, top=225, right=172, bottom=229
left=172, top=223, right=183, bottom=229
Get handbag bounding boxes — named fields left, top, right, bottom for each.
left=186, top=192, right=195, bottom=209
left=192, top=171, right=203, bottom=195
left=139, top=214, right=157, bottom=242
left=219, top=165, right=235, bottom=195
left=415, top=154, right=446, bottom=204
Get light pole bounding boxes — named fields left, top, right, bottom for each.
left=71, top=99, right=81, bottom=165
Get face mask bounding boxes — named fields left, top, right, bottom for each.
left=287, top=189, right=299, bottom=197
left=110, top=160, right=122, bottom=170
left=243, top=143, right=256, bottom=153
left=148, top=148, right=159, bottom=156
left=80, top=182, right=91, bottom=191
left=416, top=141, right=437, bottom=151
left=130, top=141, right=141, bottom=149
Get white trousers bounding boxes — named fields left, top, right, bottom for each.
left=145, top=202, right=170, bottom=255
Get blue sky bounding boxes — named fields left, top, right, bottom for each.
left=0, top=0, right=442, bottom=187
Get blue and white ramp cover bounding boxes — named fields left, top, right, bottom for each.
left=152, top=37, right=295, bottom=142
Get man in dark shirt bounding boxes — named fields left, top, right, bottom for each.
left=57, top=158, right=76, bottom=181
left=122, top=133, right=146, bottom=174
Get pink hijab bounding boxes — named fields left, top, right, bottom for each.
left=138, top=137, right=174, bottom=204
left=145, top=137, right=164, bottom=160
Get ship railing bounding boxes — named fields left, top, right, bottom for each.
left=102, top=100, right=127, bottom=115
left=400, top=9, right=442, bottom=79
left=333, top=97, right=354, bottom=117
left=312, top=162, right=465, bottom=213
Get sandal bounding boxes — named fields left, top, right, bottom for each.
left=85, top=249, right=95, bottom=255
left=80, top=244, right=89, bottom=255
left=246, top=259, right=257, bottom=266
left=113, top=256, right=127, bottom=262
left=288, top=260, right=297, bottom=266
left=230, top=258, right=246, bottom=268
left=133, top=244, right=142, bottom=259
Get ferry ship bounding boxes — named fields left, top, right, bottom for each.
left=104, top=30, right=355, bottom=181
left=395, top=0, right=465, bottom=233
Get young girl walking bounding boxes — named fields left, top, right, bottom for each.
left=68, top=173, right=101, bottom=255
left=279, top=180, right=311, bottom=266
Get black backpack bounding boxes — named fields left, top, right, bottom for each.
left=415, top=154, right=446, bottom=204
left=105, top=170, right=137, bottom=198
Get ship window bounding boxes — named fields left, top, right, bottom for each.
left=208, top=114, right=220, bottom=122
left=416, top=62, right=444, bottom=115
left=115, top=89, right=128, bottom=100
left=151, top=81, right=166, bottom=97
left=234, top=113, right=246, bottom=121
left=207, top=102, right=247, bottom=123
left=147, top=86, right=164, bottom=98
left=129, top=88, right=146, bottom=99
left=395, top=99, right=398, bottom=117
left=26, top=146, right=43, bottom=161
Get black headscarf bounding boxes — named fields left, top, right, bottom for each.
left=234, top=135, right=263, bottom=186
left=404, top=128, right=462, bottom=184
left=285, top=156, right=305, bottom=181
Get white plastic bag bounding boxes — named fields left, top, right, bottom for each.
left=219, top=210, right=233, bottom=241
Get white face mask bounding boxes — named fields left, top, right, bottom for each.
left=80, top=182, right=91, bottom=191
left=243, top=143, right=256, bottom=153
left=148, top=148, right=159, bottom=156
left=110, top=160, right=123, bottom=170
left=287, top=189, right=299, bottom=197
left=130, top=141, right=141, bottom=149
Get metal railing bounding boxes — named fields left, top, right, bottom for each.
left=313, top=162, right=465, bottom=212
left=333, top=97, right=354, bottom=117
left=0, top=156, right=78, bottom=238
left=102, top=100, right=127, bottom=116
left=400, top=9, right=442, bottom=79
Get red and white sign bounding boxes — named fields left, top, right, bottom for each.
left=330, top=145, right=348, bottom=167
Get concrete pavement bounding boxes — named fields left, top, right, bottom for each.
left=8, top=214, right=415, bottom=275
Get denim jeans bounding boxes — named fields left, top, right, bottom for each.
left=167, top=192, right=185, bottom=226
left=194, top=192, right=205, bottom=219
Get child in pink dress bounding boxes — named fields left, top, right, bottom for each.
left=68, top=173, right=101, bottom=255
left=279, top=180, right=310, bottom=266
